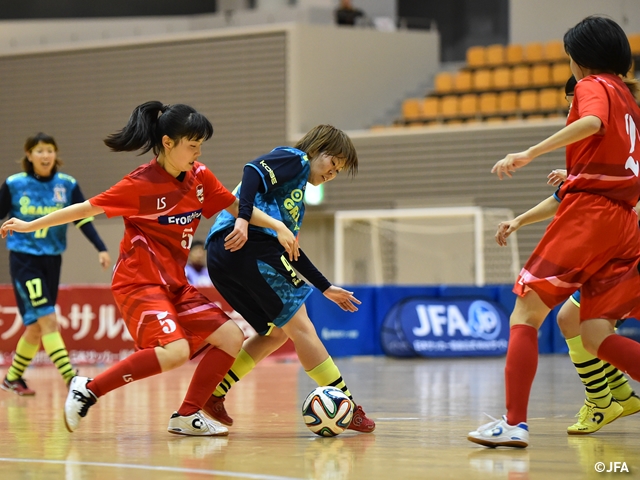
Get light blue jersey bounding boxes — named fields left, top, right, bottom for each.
left=4, top=172, right=78, bottom=255
left=207, top=147, right=310, bottom=241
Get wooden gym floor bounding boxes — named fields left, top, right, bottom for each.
left=0, top=355, right=638, bottom=480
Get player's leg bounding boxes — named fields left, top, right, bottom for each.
left=584, top=318, right=640, bottom=383
left=281, top=305, right=375, bottom=433
left=558, top=293, right=625, bottom=433
left=468, top=290, right=549, bottom=448
left=169, top=291, right=243, bottom=436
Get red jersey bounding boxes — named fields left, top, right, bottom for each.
left=90, top=159, right=235, bottom=290
left=559, top=73, right=640, bottom=207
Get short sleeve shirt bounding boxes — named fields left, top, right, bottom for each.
left=91, top=159, right=235, bottom=289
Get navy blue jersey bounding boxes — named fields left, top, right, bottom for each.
left=208, top=147, right=310, bottom=241
left=1, top=172, right=87, bottom=255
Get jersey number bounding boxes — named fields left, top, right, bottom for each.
left=624, top=114, right=639, bottom=177
left=25, top=278, right=43, bottom=301
left=182, top=228, right=194, bottom=250
left=34, top=227, right=49, bottom=238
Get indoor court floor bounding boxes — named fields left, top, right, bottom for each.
left=0, top=355, right=638, bottom=480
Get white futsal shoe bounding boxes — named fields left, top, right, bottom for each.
left=468, top=415, right=529, bottom=448
left=64, top=376, right=97, bottom=432
left=167, top=410, right=229, bottom=436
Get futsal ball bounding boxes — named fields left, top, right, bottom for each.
left=302, top=386, right=354, bottom=437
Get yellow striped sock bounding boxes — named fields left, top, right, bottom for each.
left=566, top=335, right=612, bottom=408
left=603, top=362, right=634, bottom=400
left=41, top=332, right=75, bottom=384
left=214, top=349, right=255, bottom=397
left=306, top=357, right=352, bottom=400
left=6, top=337, right=39, bottom=381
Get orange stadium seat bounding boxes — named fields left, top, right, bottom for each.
left=532, top=64, right=551, bottom=87
left=628, top=34, right=640, bottom=55
left=551, top=62, right=572, bottom=86
left=505, top=44, right=524, bottom=64
left=486, top=44, right=505, bottom=66
left=422, top=97, right=440, bottom=119
left=512, top=65, right=532, bottom=88
left=441, top=95, right=460, bottom=118
left=539, top=88, right=560, bottom=110
left=492, top=67, right=512, bottom=90
left=524, top=42, right=544, bottom=63
left=459, top=94, right=478, bottom=116
left=518, top=90, right=539, bottom=113
left=498, top=91, right=517, bottom=114
left=479, top=92, right=498, bottom=115
left=466, top=46, right=486, bottom=67
left=544, top=40, right=566, bottom=62
left=402, top=98, right=422, bottom=121
left=454, top=70, right=473, bottom=92
left=472, top=69, right=493, bottom=91
left=434, top=72, right=454, bottom=94
left=558, top=87, right=568, bottom=107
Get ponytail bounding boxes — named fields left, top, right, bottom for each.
left=104, top=101, right=213, bottom=155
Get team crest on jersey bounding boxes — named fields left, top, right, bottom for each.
left=196, top=184, right=204, bottom=203
left=53, top=185, right=67, bottom=203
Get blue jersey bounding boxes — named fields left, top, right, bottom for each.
left=208, top=147, right=310, bottom=241
left=3, top=172, right=80, bottom=255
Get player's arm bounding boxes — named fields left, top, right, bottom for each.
left=1, top=201, right=105, bottom=238
left=492, top=116, right=601, bottom=179
left=291, top=250, right=361, bottom=312
left=496, top=195, right=559, bottom=247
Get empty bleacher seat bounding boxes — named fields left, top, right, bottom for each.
left=512, top=65, right=532, bottom=88
left=492, top=67, right=512, bottom=90
left=518, top=90, right=539, bottom=113
left=441, top=95, right=460, bottom=118
left=422, top=97, right=440, bottom=120
left=466, top=46, right=486, bottom=68
left=459, top=94, right=478, bottom=117
left=498, top=91, right=517, bottom=114
left=402, top=98, right=422, bottom=121
left=479, top=93, right=498, bottom=116
left=524, top=42, right=544, bottom=63
left=434, top=72, right=454, bottom=94
left=551, top=62, right=571, bottom=86
left=543, top=40, right=566, bottom=62
left=628, top=33, right=640, bottom=55
left=454, top=71, right=473, bottom=92
left=539, top=88, right=560, bottom=110
left=505, top=44, right=524, bottom=65
left=531, top=64, right=551, bottom=87
left=486, top=44, right=505, bottom=66
left=472, top=69, right=493, bottom=91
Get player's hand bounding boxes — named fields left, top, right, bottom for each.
left=0, top=218, right=32, bottom=238
left=274, top=224, right=299, bottom=261
left=495, top=219, right=520, bottom=247
left=323, top=286, right=361, bottom=312
left=224, top=218, right=249, bottom=251
left=491, top=150, right=534, bottom=179
left=98, top=251, right=111, bottom=270
left=547, top=169, right=567, bottom=186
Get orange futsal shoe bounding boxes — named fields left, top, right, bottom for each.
left=203, top=395, right=233, bottom=426
left=347, top=405, right=376, bottom=433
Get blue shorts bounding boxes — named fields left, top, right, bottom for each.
left=206, top=229, right=313, bottom=335
left=9, top=251, right=61, bottom=325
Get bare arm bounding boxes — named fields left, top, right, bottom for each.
left=492, top=116, right=602, bottom=179
left=223, top=199, right=299, bottom=259
left=1, top=201, right=105, bottom=238
left=495, top=196, right=559, bottom=247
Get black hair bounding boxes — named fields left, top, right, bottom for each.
left=565, top=76, right=577, bottom=96
left=22, top=132, right=63, bottom=175
left=564, top=16, right=632, bottom=76
left=104, top=101, right=214, bottom=155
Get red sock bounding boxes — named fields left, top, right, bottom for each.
left=597, top=334, right=640, bottom=381
left=87, top=348, right=162, bottom=398
left=177, top=348, right=235, bottom=416
left=505, top=324, right=538, bottom=425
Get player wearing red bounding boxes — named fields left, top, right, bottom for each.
left=0, top=101, right=297, bottom=436
left=467, top=16, right=640, bottom=448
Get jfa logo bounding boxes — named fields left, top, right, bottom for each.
left=412, top=300, right=501, bottom=340
left=594, top=461, right=629, bottom=473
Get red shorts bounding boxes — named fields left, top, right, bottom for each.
left=112, top=282, right=230, bottom=356
left=515, top=192, right=640, bottom=321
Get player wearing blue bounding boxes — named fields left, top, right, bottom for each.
left=0, top=133, right=110, bottom=396
left=203, top=125, right=375, bottom=433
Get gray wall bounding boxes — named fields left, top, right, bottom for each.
left=510, top=0, right=640, bottom=44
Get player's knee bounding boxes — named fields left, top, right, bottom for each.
left=161, top=341, right=191, bottom=370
